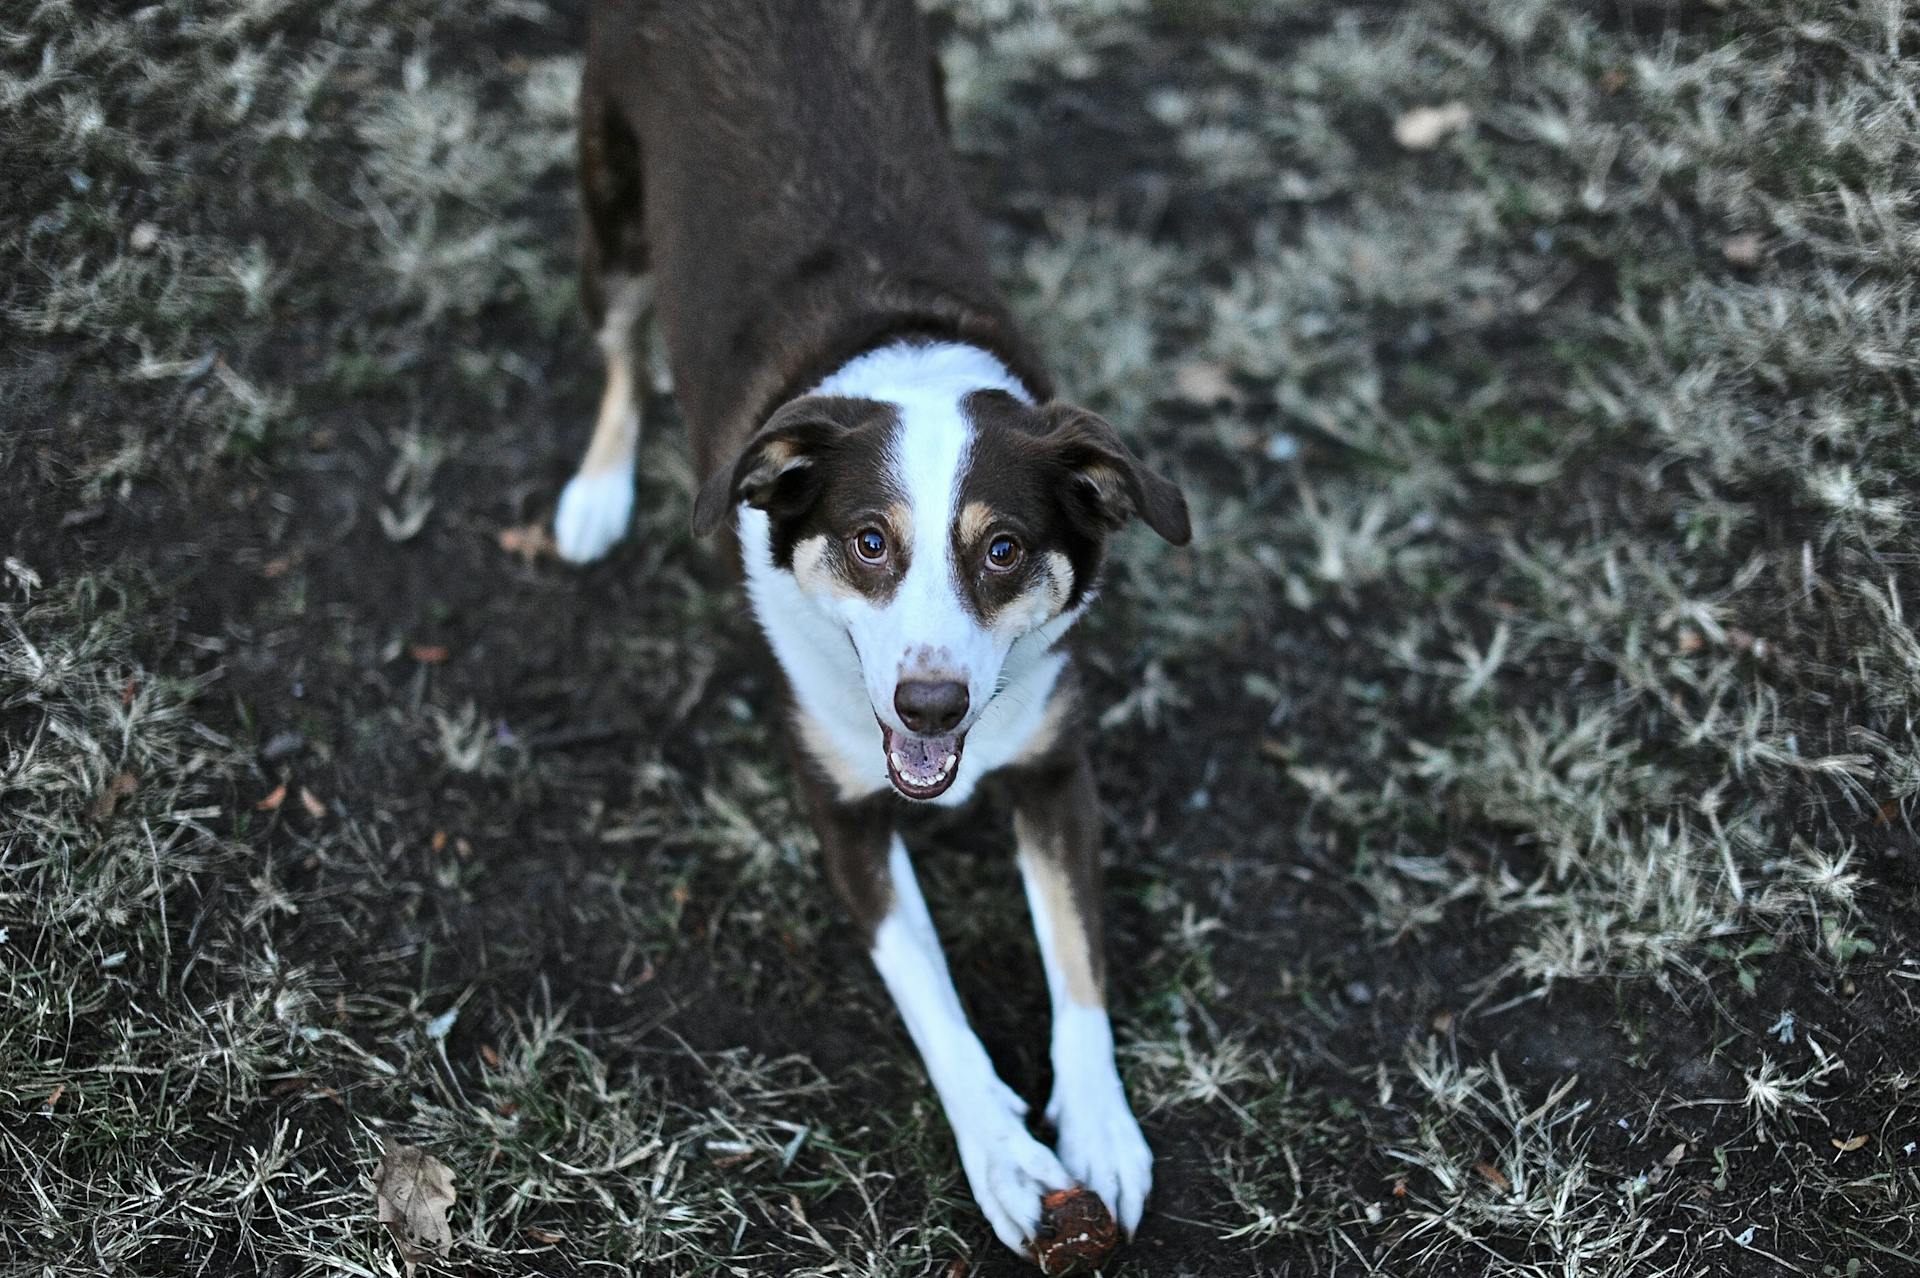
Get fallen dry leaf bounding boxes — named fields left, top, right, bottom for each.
left=527, top=1227, right=565, bottom=1245
left=1474, top=1161, right=1510, bottom=1192
left=90, top=771, right=138, bottom=822
left=409, top=644, right=451, bottom=664
left=374, top=1144, right=458, bottom=1273
left=299, top=786, right=327, bottom=820
left=430, top=829, right=448, bottom=854
left=1394, top=101, right=1472, bottom=150
left=1722, top=232, right=1764, bottom=267
left=44, top=1083, right=65, bottom=1109
left=256, top=782, right=288, bottom=812
left=1832, top=1133, right=1869, bottom=1153
left=498, top=523, right=557, bottom=565
left=480, top=1044, right=500, bottom=1067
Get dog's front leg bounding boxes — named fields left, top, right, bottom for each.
left=805, top=782, right=1072, bottom=1255
left=1010, top=748, right=1153, bottom=1236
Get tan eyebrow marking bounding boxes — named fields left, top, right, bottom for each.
left=957, top=500, right=997, bottom=546
left=886, top=500, right=915, bottom=547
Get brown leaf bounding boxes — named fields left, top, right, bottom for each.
left=430, top=829, right=449, bottom=854
left=374, top=1144, right=458, bottom=1273
left=299, top=787, right=327, bottom=820
left=480, top=1044, right=500, bottom=1068
left=1663, top=1142, right=1688, bottom=1167
left=498, top=523, right=557, bottom=565
left=90, top=771, right=139, bottom=822
left=44, top=1083, right=65, bottom=1109
left=1431, top=1010, right=1456, bottom=1034
left=1473, top=1161, right=1510, bottom=1192
left=527, top=1227, right=564, bottom=1245
left=1394, top=102, right=1472, bottom=150
left=1722, top=233, right=1764, bottom=268
left=1832, top=1133, right=1869, bottom=1153
left=256, top=782, right=288, bottom=812
left=409, top=643, right=451, bottom=664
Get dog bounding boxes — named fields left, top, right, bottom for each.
left=555, top=0, right=1189, bottom=1259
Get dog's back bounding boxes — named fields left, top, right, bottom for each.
left=584, top=0, right=1048, bottom=478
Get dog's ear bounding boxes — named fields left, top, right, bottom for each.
left=691, top=396, right=881, bottom=536
left=1040, top=403, right=1191, bottom=545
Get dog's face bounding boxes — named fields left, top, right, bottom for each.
left=696, top=388, right=1188, bottom=800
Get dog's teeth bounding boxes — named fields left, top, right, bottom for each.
left=890, top=751, right=906, bottom=770
left=938, top=755, right=954, bottom=776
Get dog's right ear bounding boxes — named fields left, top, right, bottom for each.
left=691, top=396, right=882, bottom=536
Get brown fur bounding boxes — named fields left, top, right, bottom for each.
left=576, top=0, right=1181, bottom=1001
left=580, top=0, right=1053, bottom=490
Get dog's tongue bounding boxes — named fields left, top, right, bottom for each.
left=884, top=726, right=961, bottom=794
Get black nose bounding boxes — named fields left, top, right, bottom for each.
left=894, top=680, right=969, bottom=735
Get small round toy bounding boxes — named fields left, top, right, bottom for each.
left=1030, top=1187, right=1120, bottom=1275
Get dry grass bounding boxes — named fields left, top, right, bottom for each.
left=5, top=0, right=1918, bottom=1274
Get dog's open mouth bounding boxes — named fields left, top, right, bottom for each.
left=882, top=724, right=965, bottom=800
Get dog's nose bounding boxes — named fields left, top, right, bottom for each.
left=894, top=680, right=969, bottom=735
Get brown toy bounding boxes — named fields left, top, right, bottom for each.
left=1030, top=1187, right=1120, bottom=1275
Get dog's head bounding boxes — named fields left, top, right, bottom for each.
left=694, top=382, right=1188, bottom=801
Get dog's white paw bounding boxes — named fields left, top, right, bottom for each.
left=554, top=469, right=634, bottom=563
left=952, top=1081, right=1074, bottom=1255
left=1049, top=1078, right=1153, bottom=1238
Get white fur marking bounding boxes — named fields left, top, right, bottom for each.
left=1020, top=859, right=1154, bottom=1237
left=556, top=468, right=636, bottom=563
left=872, top=837, right=1071, bottom=1253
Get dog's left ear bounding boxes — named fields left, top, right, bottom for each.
left=691, top=396, right=881, bottom=536
left=1041, top=403, right=1191, bottom=545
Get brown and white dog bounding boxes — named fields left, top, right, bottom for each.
left=555, top=0, right=1189, bottom=1258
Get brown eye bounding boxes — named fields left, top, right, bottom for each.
left=985, top=534, right=1022, bottom=572
left=852, top=527, right=889, bottom=565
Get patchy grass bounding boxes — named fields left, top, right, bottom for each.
left=5, top=0, right=1919, bottom=1274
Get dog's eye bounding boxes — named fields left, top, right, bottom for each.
left=985, top=534, right=1022, bottom=572
left=851, top=527, right=889, bottom=565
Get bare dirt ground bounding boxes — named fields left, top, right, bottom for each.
left=4, top=1, right=1918, bottom=1274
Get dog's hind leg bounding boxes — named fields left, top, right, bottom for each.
left=799, top=761, right=1072, bottom=1258
left=1011, top=748, right=1153, bottom=1238
left=557, top=58, right=649, bottom=564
